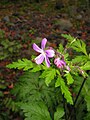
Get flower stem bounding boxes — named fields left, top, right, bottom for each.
left=74, top=78, right=86, bottom=106
left=68, top=77, right=86, bottom=120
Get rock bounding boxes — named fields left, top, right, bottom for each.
left=2, top=16, right=10, bottom=22
left=76, top=14, right=82, bottom=20
left=53, top=19, right=73, bottom=30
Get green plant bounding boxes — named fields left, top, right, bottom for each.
left=4, top=70, right=65, bottom=120
left=7, top=34, right=90, bottom=120
left=0, top=30, right=22, bottom=60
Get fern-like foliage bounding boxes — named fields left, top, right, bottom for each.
left=61, top=34, right=87, bottom=55
left=39, top=68, right=56, bottom=86
left=55, top=76, right=73, bottom=104
left=21, top=102, right=52, bottom=120
left=9, top=71, right=64, bottom=119
left=7, top=58, right=33, bottom=70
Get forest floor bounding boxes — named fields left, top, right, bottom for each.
left=0, top=1, right=90, bottom=119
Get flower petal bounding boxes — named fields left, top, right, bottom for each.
left=45, top=49, right=55, bottom=58
left=41, top=38, right=47, bottom=49
left=60, top=60, right=66, bottom=66
left=54, top=58, right=60, bottom=65
left=35, top=54, right=44, bottom=64
left=54, top=58, right=66, bottom=68
left=45, top=56, right=50, bottom=67
left=33, top=43, right=42, bottom=53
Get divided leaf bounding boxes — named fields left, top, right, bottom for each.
left=55, top=76, right=73, bottom=104
left=54, top=107, right=64, bottom=120
left=71, top=55, right=88, bottom=64
left=62, top=34, right=87, bottom=55
left=39, top=68, right=56, bottom=86
left=65, top=73, right=74, bottom=85
left=58, top=44, right=64, bottom=53
left=21, top=102, right=51, bottom=120
left=85, top=91, right=90, bottom=111
left=71, top=39, right=87, bottom=55
left=61, top=34, right=75, bottom=42
left=6, top=58, right=33, bottom=70
left=31, top=65, right=42, bottom=72
left=81, top=61, right=90, bottom=71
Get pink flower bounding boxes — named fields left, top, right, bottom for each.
left=54, top=58, right=70, bottom=71
left=33, top=38, right=55, bottom=67
left=54, top=58, right=66, bottom=68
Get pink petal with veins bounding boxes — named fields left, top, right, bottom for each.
left=45, top=56, right=50, bottom=67
left=35, top=54, right=44, bottom=64
left=45, top=50, right=55, bottom=58
left=41, top=38, right=47, bottom=49
left=33, top=43, right=42, bottom=53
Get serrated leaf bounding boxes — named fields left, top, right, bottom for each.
left=65, top=73, right=74, bottom=85
left=31, top=64, right=42, bottom=72
left=71, top=55, right=88, bottom=64
left=11, top=71, right=56, bottom=109
left=54, top=107, right=64, bottom=120
left=58, top=44, right=64, bottom=53
left=81, top=61, right=90, bottom=70
left=21, top=102, right=51, bottom=120
left=55, top=76, right=73, bottom=104
left=45, top=69, right=56, bottom=86
left=71, top=39, right=87, bottom=55
left=61, top=34, right=75, bottom=42
left=40, top=68, right=56, bottom=86
left=6, top=58, right=33, bottom=71
left=62, top=34, right=87, bottom=55
left=85, top=94, right=90, bottom=111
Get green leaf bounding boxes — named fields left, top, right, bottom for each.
left=55, top=76, right=73, bottom=104
left=64, top=73, right=74, bottom=85
left=31, top=64, right=42, bottom=72
left=58, top=44, right=64, bottom=53
left=62, top=34, right=87, bottom=55
left=21, top=102, right=51, bottom=120
left=61, top=34, right=75, bottom=42
left=83, top=112, right=90, bottom=120
left=71, top=39, right=87, bottom=55
left=6, top=58, right=33, bottom=71
left=40, top=68, right=56, bottom=86
left=85, top=93, right=90, bottom=111
left=71, top=55, right=88, bottom=64
left=54, top=107, right=64, bottom=120
left=10, top=71, right=56, bottom=109
left=81, top=61, right=90, bottom=70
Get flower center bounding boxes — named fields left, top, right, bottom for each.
left=42, top=50, right=46, bottom=57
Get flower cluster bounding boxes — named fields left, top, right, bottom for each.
left=33, top=38, right=70, bottom=71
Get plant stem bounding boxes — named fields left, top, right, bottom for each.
left=74, top=78, right=86, bottom=106
left=68, top=77, right=86, bottom=120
